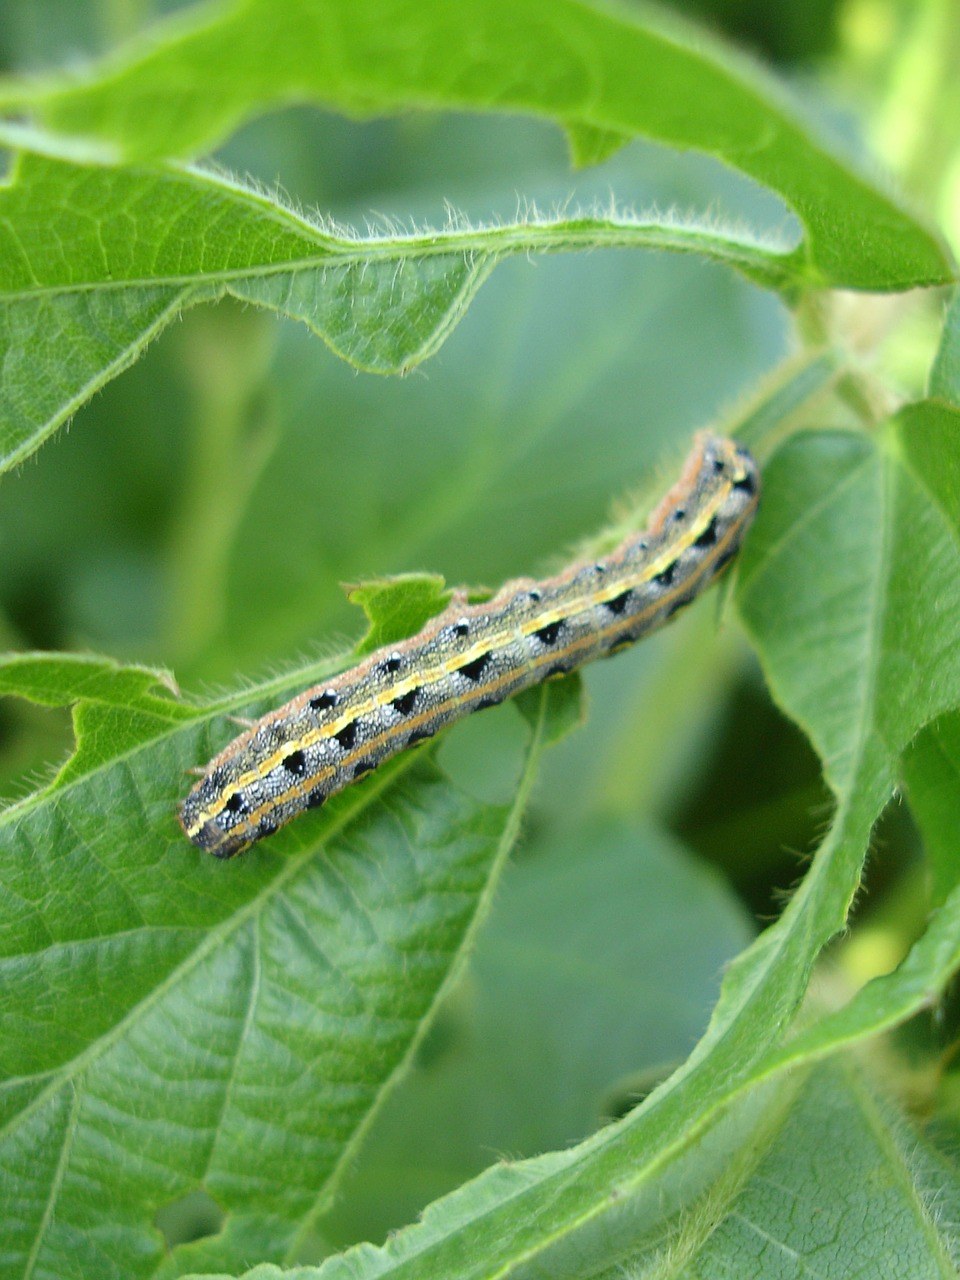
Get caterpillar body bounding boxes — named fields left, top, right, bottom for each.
left=181, top=432, right=759, bottom=858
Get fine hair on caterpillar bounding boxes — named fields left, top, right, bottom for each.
left=181, top=432, right=760, bottom=858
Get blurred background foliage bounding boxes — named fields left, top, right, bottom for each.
left=0, top=0, right=953, bottom=1255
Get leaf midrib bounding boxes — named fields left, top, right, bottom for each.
left=21, top=1080, right=81, bottom=1280
left=0, top=217, right=795, bottom=303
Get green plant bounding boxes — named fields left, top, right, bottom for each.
left=2, top=2, right=960, bottom=1277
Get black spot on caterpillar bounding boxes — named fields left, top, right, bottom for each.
left=534, top=621, right=563, bottom=646
left=457, top=653, right=491, bottom=682
left=694, top=517, right=719, bottom=548
left=391, top=688, right=419, bottom=716
left=604, top=589, right=632, bottom=616
left=181, top=433, right=760, bottom=858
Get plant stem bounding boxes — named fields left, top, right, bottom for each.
left=164, top=308, right=278, bottom=669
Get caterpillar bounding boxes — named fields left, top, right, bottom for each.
left=181, top=432, right=759, bottom=858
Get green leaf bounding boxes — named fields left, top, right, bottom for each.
left=0, top=152, right=795, bottom=475
left=322, top=819, right=753, bottom=1247
left=348, top=575, right=452, bottom=655
left=3, top=0, right=951, bottom=290
left=0, top=650, right=196, bottom=787
left=0, top=636, right=565, bottom=1278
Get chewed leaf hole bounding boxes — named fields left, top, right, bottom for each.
left=155, top=1189, right=225, bottom=1249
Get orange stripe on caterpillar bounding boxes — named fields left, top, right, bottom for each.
left=181, top=432, right=759, bottom=858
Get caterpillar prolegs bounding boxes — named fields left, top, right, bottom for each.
left=181, top=432, right=759, bottom=858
